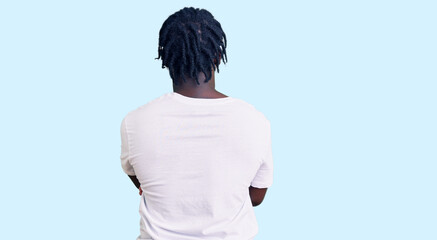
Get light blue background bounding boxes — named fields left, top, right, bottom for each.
left=1, top=0, right=436, bottom=239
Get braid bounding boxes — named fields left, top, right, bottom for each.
left=156, top=7, right=227, bottom=85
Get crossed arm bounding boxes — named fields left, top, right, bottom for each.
left=248, top=186, right=268, bottom=207
left=127, top=175, right=267, bottom=206
left=128, top=175, right=142, bottom=195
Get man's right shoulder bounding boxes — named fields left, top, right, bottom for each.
left=124, top=93, right=173, bottom=118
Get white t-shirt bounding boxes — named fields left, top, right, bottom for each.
left=120, top=92, right=273, bottom=240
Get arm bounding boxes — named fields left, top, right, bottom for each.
left=128, top=175, right=140, bottom=189
left=121, top=119, right=142, bottom=195
left=128, top=175, right=142, bottom=195
left=249, top=186, right=268, bottom=207
left=249, top=120, right=273, bottom=207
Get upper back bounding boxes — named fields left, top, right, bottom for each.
left=121, top=92, right=271, bottom=239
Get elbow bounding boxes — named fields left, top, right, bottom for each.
left=251, top=199, right=263, bottom=207
left=249, top=186, right=268, bottom=207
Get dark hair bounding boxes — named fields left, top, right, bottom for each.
left=156, top=7, right=227, bottom=85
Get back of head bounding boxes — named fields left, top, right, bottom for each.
left=156, top=7, right=227, bottom=85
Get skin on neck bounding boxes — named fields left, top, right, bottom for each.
left=172, top=70, right=227, bottom=99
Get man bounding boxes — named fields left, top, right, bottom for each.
left=120, top=7, right=273, bottom=240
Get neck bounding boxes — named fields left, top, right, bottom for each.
left=172, top=71, right=227, bottom=98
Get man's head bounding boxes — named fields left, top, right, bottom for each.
left=156, top=7, right=227, bottom=86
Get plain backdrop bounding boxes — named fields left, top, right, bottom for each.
left=1, top=0, right=436, bottom=239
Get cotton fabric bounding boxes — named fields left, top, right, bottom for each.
left=120, top=92, right=273, bottom=240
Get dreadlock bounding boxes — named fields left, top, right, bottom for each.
left=156, top=7, right=227, bottom=85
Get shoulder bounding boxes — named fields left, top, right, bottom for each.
left=230, top=98, right=270, bottom=124
left=122, top=92, right=173, bottom=122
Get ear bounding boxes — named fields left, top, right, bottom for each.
left=213, top=54, right=222, bottom=64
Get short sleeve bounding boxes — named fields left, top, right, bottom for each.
left=251, top=120, right=274, bottom=188
left=120, top=117, right=135, bottom=176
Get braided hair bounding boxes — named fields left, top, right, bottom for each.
left=156, top=7, right=227, bottom=85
